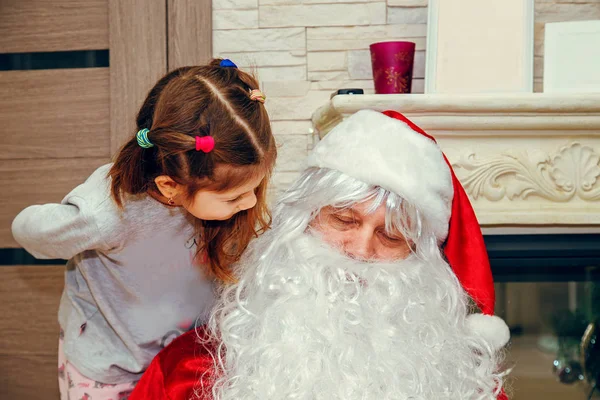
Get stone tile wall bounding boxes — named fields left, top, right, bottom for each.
left=212, top=0, right=600, bottom=196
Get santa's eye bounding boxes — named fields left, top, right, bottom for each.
left=378, top=230, right=405, bottom=244
left=333, top=215, right=353, bottom=224
left=328, top=214, right=355, bottom=229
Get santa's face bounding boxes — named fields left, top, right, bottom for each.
left=310, top=201, right=412, bottom=261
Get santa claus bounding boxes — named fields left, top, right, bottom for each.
left=129, top=110, right=511, bottom=400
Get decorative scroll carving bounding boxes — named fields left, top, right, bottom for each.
left=453, top=142, right=600, bottom=202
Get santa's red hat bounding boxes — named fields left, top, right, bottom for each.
left=306, top=109, right=509, bottom=350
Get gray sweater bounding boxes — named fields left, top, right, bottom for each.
left=12, top=164, right=216, bottom=383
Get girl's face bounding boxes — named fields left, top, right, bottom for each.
left=184, top=173, right=264, bottom=221
left=153, top=172, right=265, bottom=221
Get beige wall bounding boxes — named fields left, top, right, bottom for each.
left=212, top=0, right=600, bottom=195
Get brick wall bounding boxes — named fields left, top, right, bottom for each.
left=212, top=0, right=600, bottom=195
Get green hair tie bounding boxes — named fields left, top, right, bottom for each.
left=136, top=128, right=154, bottom=148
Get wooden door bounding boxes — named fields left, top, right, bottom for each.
left=0, top=1, right=211, bottom=398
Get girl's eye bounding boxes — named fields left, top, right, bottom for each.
left=227, top=195, right=243, bottom=203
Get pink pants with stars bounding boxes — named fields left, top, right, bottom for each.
left=58, top=331, right=137, bottom=400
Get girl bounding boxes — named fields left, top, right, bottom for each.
left=11, top=58, right=276, bottom=400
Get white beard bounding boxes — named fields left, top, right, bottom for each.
left=207, top=232, right=503, bottom=400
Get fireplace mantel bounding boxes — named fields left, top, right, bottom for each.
left=311, top=93, right=600, bottom=227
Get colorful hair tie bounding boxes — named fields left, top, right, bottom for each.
left=196, top=136, right=215, bottom=153
left=219, top=59, right=237, bottom=68
left=250, top=89, right=266, bottom=103
left=136, top=128, right=154, bottom=148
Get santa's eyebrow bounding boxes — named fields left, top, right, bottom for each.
left=327, top=206, right=351, bottom=214
left=380, top=227, right=405, bottom=238
left=334, top=208, right=358, bottom=217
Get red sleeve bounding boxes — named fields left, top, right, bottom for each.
left=129, top=328, right=215, bottom=400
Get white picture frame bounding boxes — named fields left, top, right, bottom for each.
left=425, top=0, right=534, bottom=94
left=544, top=20, right=600, bottom=93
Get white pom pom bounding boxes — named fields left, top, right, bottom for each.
left=466, top=314, right=510, bottom=350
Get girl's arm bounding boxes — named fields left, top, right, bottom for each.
left=12, top=195, right=109, bottom=260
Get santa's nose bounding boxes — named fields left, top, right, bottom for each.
left=344, top=229, right=375, bottom=260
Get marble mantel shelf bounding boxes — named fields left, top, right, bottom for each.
left=310, top=93, right=600, bottom=227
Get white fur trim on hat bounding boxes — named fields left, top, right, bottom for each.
left=466, top=314, right=510, bottom=351
left=306, top=109, right=453, bottom=241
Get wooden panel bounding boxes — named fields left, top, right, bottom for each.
left=0, top=265, right=63, bottom=399
left=0, top=0, right=109, bottom=53
left=167, top=0, right=213, bottom=70
left=109, top=0, right=167, bottom=154
left=0, top=353, right=60, bottom=399
left=0, top=265, right=63, bottom=353
left=0, top=157, right=109, bottom=247
left=0, top=68, right=110, bottom=159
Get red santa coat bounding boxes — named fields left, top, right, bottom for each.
left=129, top=328, right=213, bottom=400
left=130, top=328, right=509, bottom=400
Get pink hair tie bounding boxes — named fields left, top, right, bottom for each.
left=250, top=89, right=266, bottom=103
left=195, top=136, right=215, bottom=153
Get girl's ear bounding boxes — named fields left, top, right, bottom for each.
left=154, top=175, right=184, bottom=199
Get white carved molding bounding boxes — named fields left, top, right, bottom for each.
left=454, top=142, right=600, bottom=202
left=311, top=93, right=600, bottom=226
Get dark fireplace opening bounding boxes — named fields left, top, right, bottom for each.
left=485, top=234, right=600, bottom=400
left=487, top=234, right=600, bottom=283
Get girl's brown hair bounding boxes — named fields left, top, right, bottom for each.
left=109, top=59, right=276, bottom=282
